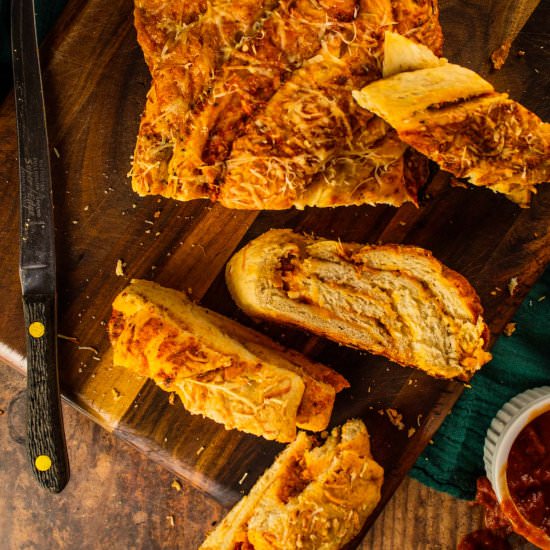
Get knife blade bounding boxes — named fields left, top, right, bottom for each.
left=11, top=0, right=69, bottom=492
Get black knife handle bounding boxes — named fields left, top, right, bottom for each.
left=23, top=294, right=69, bottom=493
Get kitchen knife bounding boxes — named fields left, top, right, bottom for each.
left=11, top=0, right=69, bottom=492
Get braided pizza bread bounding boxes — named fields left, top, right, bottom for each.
left=108, top=279, right=348, bottom=442
left=200, top=419, right=384, bottom=550
left=130, top=0, right=442, bottom=209
left=226, top=229, right=492, bottom=380
left=353, top=32, right=550, bottom=207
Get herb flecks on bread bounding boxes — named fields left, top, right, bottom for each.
left=108, top=280, right=348, bottom=442
left=353, top=32, right=550, bottom=207
left=130, top=1, right=443, bottom=209
left=200, top=419, right=384, bottom=550
left=226, top=229, right=491, bottom=380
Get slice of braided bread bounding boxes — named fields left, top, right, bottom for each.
left=226, top=229, right=491, bottom=380
left=353, top=32, right=550, bottom=207
left=108, top=279, right=348, bottom=442
left=200, top=419, right=383, bottom=550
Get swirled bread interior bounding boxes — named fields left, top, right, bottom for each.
left=200, top=419, right=384, bottom=550
left=108, top=279, right=348, bottom=442
left=226, top=229, right=492, bottom=380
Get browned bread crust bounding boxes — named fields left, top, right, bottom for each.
left=200, top=419, right=384, bottom=550
left=226, top=229, right=492, bottom=380
left=130, top=0, right=442, bottom=209
left=353, top=33, right=550, bottom=207
left=108, top=279, right=348, bottom=442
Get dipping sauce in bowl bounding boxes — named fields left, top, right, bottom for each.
left=501, top=409, right=550, bottom=547
left=484, top=386, right=550, bottom=549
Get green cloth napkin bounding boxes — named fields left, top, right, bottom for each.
left=2, top=0, right=549, bottom=504
left=411, top=266, right=550, bottom=500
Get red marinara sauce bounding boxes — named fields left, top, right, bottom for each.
left=505, top=409, right=550, bottom=541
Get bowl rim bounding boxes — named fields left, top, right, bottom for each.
left=484, top=386, right=550, bottom=548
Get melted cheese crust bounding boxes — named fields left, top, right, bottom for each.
left=131, top=0, right=442, bottom=209
left=200, top=419, right=384, bottom=550
left=108, top=279, right=348, bottom=442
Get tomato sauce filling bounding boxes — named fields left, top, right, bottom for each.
left=506, top=410, right=550, bottom=537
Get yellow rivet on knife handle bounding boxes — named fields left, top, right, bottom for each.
left=35, top=455, right=52, bottom=471
left=29, top=321, right=45, bottom=338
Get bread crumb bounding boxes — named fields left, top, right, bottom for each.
left=171, top=480, right=182, bottom=492
left=53, top=147, right=60, bottom=158
left=154, top=210, right=161, bottom=218
left=168, top=392, right=175, bottom=405
left=491, top=38, right=512, bottom=70
left=508, top=277, right=519, bottom=296
left=166, top=515, right=175, bottom=528
left=463, top=383, right=472, bottom=389
left=504, top=322, right=516, bottom=336
left=196, top=446, right=205, bottom=456
left=238, top=472, right=248, bottom=485
left=84, top=205, right=89, bottom=211
left=517, top=50, right=525, bottom=57
left=417, top=414, right=423, bottom=427
left=407, top=427, right=416, bottom=438
left=58, top=334, right=79, bottom=344
left=538, top=295, right=546, bottom=302
left=384, top=408, right=405, bottom=430
left=115, top=259, right=126, bottom=277
left=450, top=177, right=468, bottom=189
left=78, top=345, right=99, bottom=355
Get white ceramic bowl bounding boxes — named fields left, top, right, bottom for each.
left=484, top=385, right=550, bottom=549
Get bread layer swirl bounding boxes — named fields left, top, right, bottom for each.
left=200, top=419, right=384, bottom=550
left=226, top=229, right=492, bottom=380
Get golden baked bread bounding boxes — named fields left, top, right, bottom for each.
left=353, top=32, right=550, bottom=207
left=108, top=279, right=348, bottom=442
left=226, top=229, right=492, bottom=380
left=130, top=0, right=442, bottom=209
left=200, top=419, right=384, bottom=550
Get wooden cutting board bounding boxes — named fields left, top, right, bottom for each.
left=0, top=0, right=548, bottom=544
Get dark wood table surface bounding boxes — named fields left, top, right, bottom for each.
left=2, top=362, right=540, bottom=550
left=0, top=1, right=548, bottom=549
